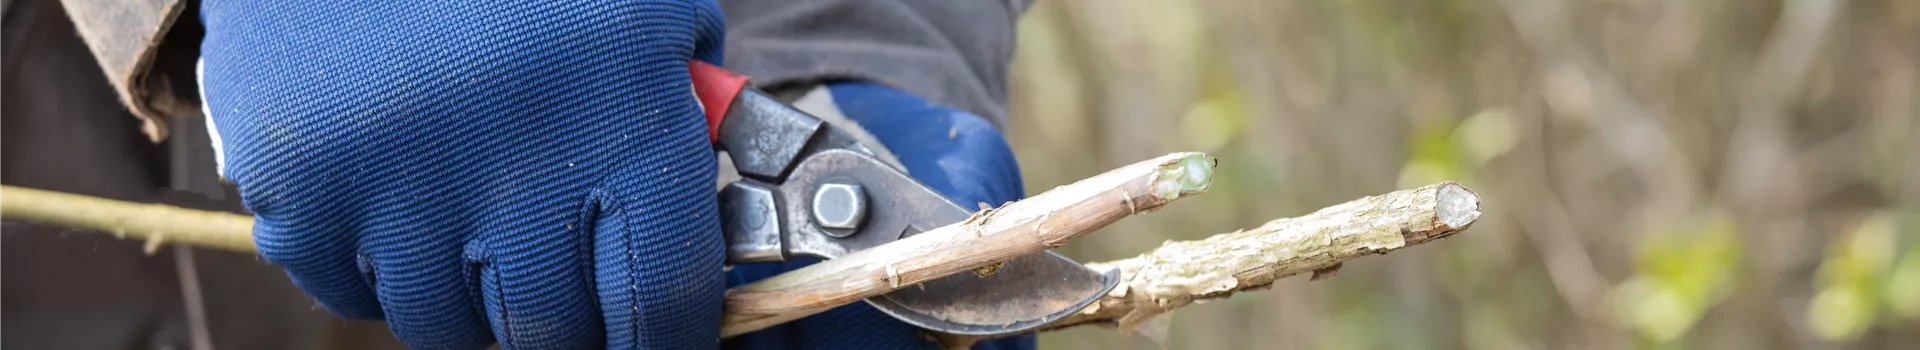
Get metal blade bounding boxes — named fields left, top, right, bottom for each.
left=868, top=251, right=1119, bottom=336
left=769, top=149, right=1120, bottom=336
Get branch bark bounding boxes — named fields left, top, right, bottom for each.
left=935, top=181, right=1481, bottom=347
left=0, top=186, right=257, bottom=253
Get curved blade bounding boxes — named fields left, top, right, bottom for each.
left=775, top=149, right=1120, bottom=335
left=867, top=251, right=1119, bottom=335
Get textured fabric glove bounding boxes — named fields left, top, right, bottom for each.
left=200, top=1, right=728, bottom=348
left=722, top=82, right=1035, bottom=350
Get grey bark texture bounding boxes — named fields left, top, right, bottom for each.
left=936, top=182, right=1481, bottom=348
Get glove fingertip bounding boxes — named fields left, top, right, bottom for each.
left=595, top=125, right=726, bottom=349
left=596, top=198, right=727, bottom=349
left=252, top=217, right=385, bottom=320
left=692, top=0, right=726, bottom=65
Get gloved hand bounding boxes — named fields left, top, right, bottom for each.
left=721, top=82, right=1035, bottom=350
left=200, top=0, right=730, bottom=348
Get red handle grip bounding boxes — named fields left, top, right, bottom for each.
left=689, top=61, right=751, bottom=142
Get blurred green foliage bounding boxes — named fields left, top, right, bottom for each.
left=1809, top=212, right=1916, bottom=341
left=1011, top=0, right=1918, bottom=348
left=1610, top=212, right=1743, bottom=343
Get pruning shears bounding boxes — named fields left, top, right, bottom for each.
left=688, top=61, right=1120, bottom=336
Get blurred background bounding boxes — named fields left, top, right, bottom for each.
left=1007, top=0, right=1918, bottom=349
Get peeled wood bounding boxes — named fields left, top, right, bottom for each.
left=720, top=152, right=1216, bottom=337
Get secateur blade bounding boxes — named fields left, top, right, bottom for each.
left=828, top=150, right=1120, bottom=335
left=868, top=251, right=1120, bottom=336
left=805, top=147, right=1122, bottom=334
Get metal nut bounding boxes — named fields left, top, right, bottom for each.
left=812, top=183, right=867, bottom=234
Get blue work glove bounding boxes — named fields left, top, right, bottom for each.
left=200, top=1, right=729, bottom=348
left=722, top=82, right=1035, bottom=350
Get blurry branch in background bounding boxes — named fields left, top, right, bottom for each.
left=1722, top=0, right=1838, bottom=209
left=1722, top=0, right=1848, bottom=344
left=1013, top=0, right=1915, bottom=347
left=1724, top=0, right=1841, bottom=236
left=1501, top=0, right=1850, bottom=345
left=1512, top=190, right=1611, bottom=319
left=1497, top=0, right=1644, bottom=329
left=938, top=182, right=1482, bottom=348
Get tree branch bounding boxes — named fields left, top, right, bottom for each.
left=0, top=152, right=1220, bottom=337
left=0, top=158, right=1481, bottom=347
left=935, top=182, right=1481, bottom=348
left=0, top=186, right=257, bottom=253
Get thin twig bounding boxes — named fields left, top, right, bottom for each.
left=0, top=186, right=256, bottom=252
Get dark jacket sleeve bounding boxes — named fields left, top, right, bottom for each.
left=715, top=0, right=1027, bottom=128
